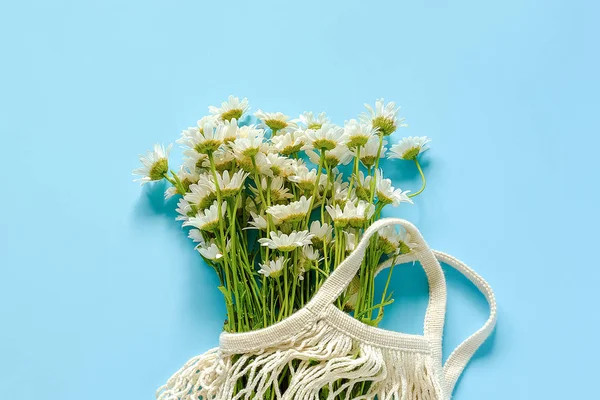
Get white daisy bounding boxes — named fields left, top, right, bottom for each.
left=220, top=118, right=240, bottom=143
left=165, top=166, right=201, bottom=199
left=132, top=144, right=171, bottom=185
left=265, top=153, right=293, bottom=177
left=215, top=170, right=250, bottom=198
left=230, top=129, right=267, bottom=158
left=175, top=198, right=194, bottom=222
left=309, top=220, right=333, bottom=248
left=188, top=229, right=205, bottom=244
left=183, top=200, right=227, bottom=232
left=326, top=200, right=375, bottom=228
left=379, top=226, right=415, bottom=254
left=271, top=129, right=306, bottom=155
left=184, top=175, right=216, bottom=209
left=209, top=95, right=250, bottom=122
left=288, top=165, right=322, bottom=192
left=344, top=231, right=357, bottom=253
left=285, top=158, right=306, bottom=176
left=388, top=136, right=431, bottom=161
left=302, top=245, right=321, bottom=262
left=267, top=176, right=294, bottom=201
left=177, top=121, right=225, bottom=154
left=374, top=170, right=413, bottom=206
left=236, top=151, right=273, bottom=177
left=344, top=119, right=378, bottom=148
left=396, top=228, right=415, bottom=254
left=254, top=110, right=298, bottom=133
left=247, top=211, right=281, bottom=230
left=258, top=256, right=286, bottom=278
left=358, top=136, right=387, bottom=168
left=331, top=178, right=351, bottom=204
left=258, top=230, right=314, bottom=252
left=359, top=98, right=406, bottom=136
left=306, top=144, right=353, bottom=168
left=303, top=124, right=348, bottom=151
left=266, top=196, right=312, bottom=223
left=196, top=115, right=218, bottom=129
left=376, top=225, right=405, bottom=254
left=295, top=111, right=329, bottom=130
left=197, top=240, right=224, bottom=261
left=353, top=171, right=373, bottom=201
left=200, top=147, right=235, bottom=171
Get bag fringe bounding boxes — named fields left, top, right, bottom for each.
left=157, top=321, right=441, bottom=400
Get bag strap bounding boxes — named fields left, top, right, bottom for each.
left=306, top=218, right=447, bottom=359
left=376, top=250, right=497, bottom=396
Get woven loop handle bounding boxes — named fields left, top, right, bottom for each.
left=306, top=218, right=447, bottom=344
left=376, top=250, right=497, bottom=397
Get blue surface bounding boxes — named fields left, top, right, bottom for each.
left=1, top=1, right=599, bottom=399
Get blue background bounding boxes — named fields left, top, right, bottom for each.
left=1, top=1, right=598, bottom=399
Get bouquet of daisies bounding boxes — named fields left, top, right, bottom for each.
left=134, top=96, right=430, bottom=335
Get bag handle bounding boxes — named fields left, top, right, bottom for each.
left=306, top=218, right=447, bottom=349
left=376, top=250, right=497, bottom=396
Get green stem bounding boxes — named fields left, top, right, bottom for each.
left=376, top=255, right=398, bottom=321
left=304, top=152, right=325, bottom=228
left=408, top=158, right=426, bottom=198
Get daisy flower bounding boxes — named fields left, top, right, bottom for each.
left=220, top=118, right=240, bottom=144
left=374, top=170, right=413, bottom=206
left=266, top=196, right=312, bottom=224
left=215, top=170, right=250, bottom=198
left=344, top=231, right=357, bottom=253
left=309, top=220, right=333, bottom=248
left=396, top=228, right=415, bottom=254
left=344, top=119, right=378, bottom=148
left=184, top=175, right=216, bottom=209
left=164, top=166, right=200, bottom=199
left=258, top=256, right=286, bottom=278
left=360, top=98, right=406, bottom=136
left=353, top=171, right=372, bottom=201
left=377, top=225, right=402, bottom=254
left=295, top=111, right=329, bottom=130
left=326, top=200, right=375, bottom=228
left=379, top=225, right=415, bottom=254
left=230, top=129, right=267, bottom=158
left=306, top=144, right=353, bottom=168
left=271, top=129, right=306, bottom=155
left=288, top=165, right=323, bottom=192
left=188, top=229, right=205, bottom=245
left=183, top=200, right=227, bottom=232
left=200, top=148, right=235, bottom=171
left=265, top=153, right=293, bottom=177
left=247, top=211, right=281, bottom=230
left=254, top=110, right=298, bottom=133
left=302, top=245, right=321, bottom=262
left=197, top=240, right=224, bottom=261
left=236, top=152, right=273, bottom=177
left=132, top=144, right=171, bottom=185
left=209, top=95, right=250, bottom=122
left=331, top=178, right=351, bottom=205
left=175, top=198, right=194, bottom=222
left=258, top=230, right=314, bottom=252
left=388, top=136, right=431, bottom=160
left=303, top=124, right=348, bottom=151
left=266, top=176, right=294, bottom=202
left=358, top=136, right=387, bottom=168
left=178, top=121, right=225, bottom=154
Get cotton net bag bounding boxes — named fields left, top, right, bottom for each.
left=157, top=218, right=497, bottom=400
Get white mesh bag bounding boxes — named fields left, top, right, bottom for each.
left=157, top=218, right=497, bottom=400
